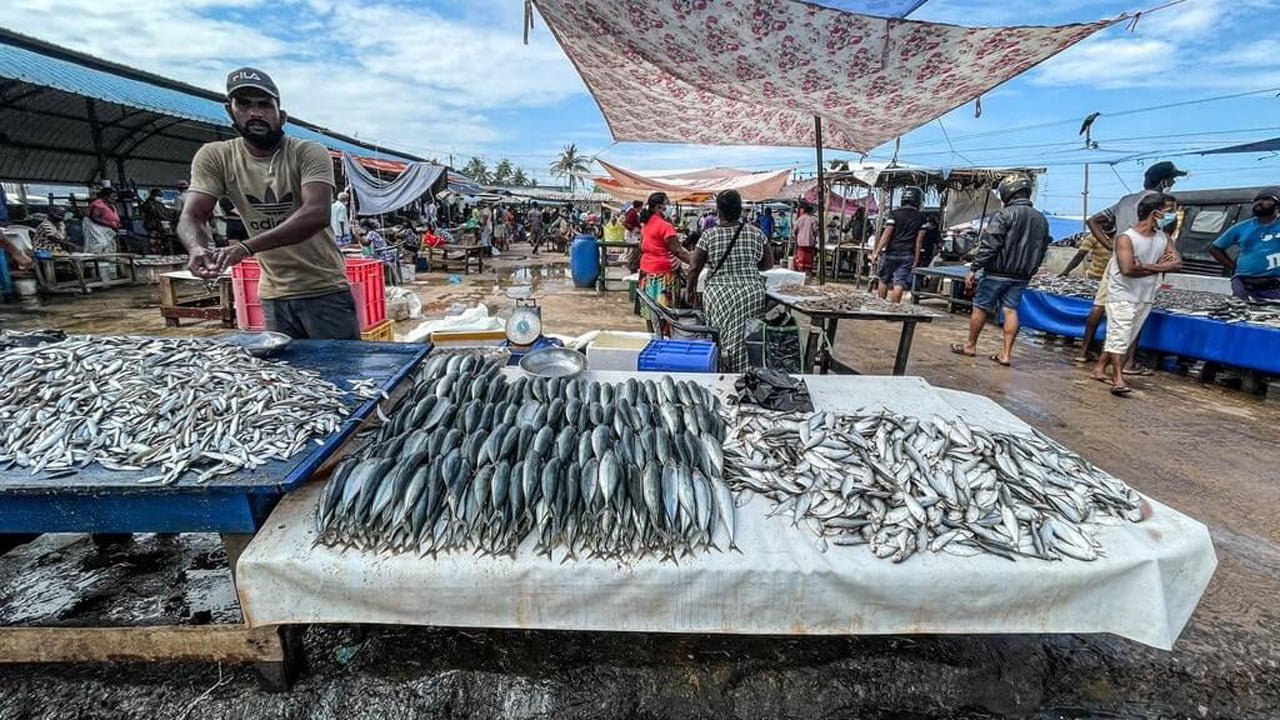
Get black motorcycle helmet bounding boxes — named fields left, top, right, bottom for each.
left=899, top=186, right=923, bottom=208
left=997, top=175, right=1033, bottom=204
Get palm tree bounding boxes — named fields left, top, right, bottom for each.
left=491, top=159, right=514, bottom=186
left=548, top=144, right=589, bottom=192
left=461, top=157, right=489, bottom=184
left=511, top=168, right=530, bottom=187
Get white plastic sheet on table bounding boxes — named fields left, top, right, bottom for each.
left=236, top=374, right=1216, bottom=649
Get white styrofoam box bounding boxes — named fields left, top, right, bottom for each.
left=604, top=266, right=628, bottom=280
left=603, top=279, right=628, bottom=292
left=586, top=331, right=651, bottom=371
left=1159, top=273, right=1231, bottom=295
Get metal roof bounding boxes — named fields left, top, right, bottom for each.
left=0, top=28, right=418, bottom=186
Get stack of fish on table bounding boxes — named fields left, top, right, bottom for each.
left=0, top=335, right=379, bottom=485
left=724, top=407, right=1145, bottom=563
left=1031, top=275, right=1280, bottom=328
left=315, top=352, right=739, bottom=562
left=775, top=284, right=941, bottom=317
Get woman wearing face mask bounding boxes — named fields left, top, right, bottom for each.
left=1093, top=193, right=1182, bottom=396
left=638, top=192, right=690, bottom=322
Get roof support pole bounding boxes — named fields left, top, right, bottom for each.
left=85, top=98, right=108, bottom=186
left=815, top=115, right=826, bottom=285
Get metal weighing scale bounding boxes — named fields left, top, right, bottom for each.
left=504, top=286, right=547, bottom=357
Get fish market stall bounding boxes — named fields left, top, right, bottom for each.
left=1019, top=278, right=1280, bottom=375
left=0, top=334, right=429, bottom=687
left=767, top=285, right=940, bottom=375
left=236, top=367, right=1215, bottom=652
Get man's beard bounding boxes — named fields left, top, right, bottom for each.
left=1253, top=203, right=1275, bottom=218
left=234, top=120, right=284, bottom=150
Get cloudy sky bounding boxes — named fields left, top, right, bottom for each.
left=5, top=0, right=1279, bottom=213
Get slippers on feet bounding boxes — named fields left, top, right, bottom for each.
left=1072, top=355, right=1095, bottom=364
left=988, top=354, right=1011, bottom=367
left=1124, top=366, right=1154, bottom=376
left=950, top=343, right=975, bottom=357
left=1092, top=375, right=1112, bottom=385
left=1110, top=385, right=1133, bottom=396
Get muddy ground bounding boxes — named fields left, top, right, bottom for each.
left=0, top=245, right=1276, bottom=719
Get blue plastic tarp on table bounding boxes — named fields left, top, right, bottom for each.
left=0, top=339, right=430, bottom=534
left=1018, top=289, right=1280, bottom=374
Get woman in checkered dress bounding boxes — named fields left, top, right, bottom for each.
left=686, top=190, right=775, bottom=372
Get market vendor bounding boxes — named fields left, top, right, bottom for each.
left=639, top=192, right=690, bottom=320
left=869, top=186, right=926, bottom=304
left=792, top=201, right=817, bottom=273
left=685, top=190, right=774, bottom=372
left=141, top=188, right=170, bottom=254
left=83, top=186, right=121, bottom=254
left=179, top=66, right=359, bottom=340
left=31, top=206, right=72, bottom=253
left=1209, top=187, right=1280, bottom=301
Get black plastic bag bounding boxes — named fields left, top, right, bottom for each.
left=733, top=367, right=813, bottom=413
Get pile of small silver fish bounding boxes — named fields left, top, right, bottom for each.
left=724, top=408, right=1143, bottom=563
left=315, top=353, right=738, bottom=561
left=0, top=335, right=377, bottom=484
left=776, top=284, right=940, bottom=317
left=1030, top=275, right=1280, bottom=328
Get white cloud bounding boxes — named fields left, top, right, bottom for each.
left=1033, top=38, right=1172, bottom=89
left=2, top=0, right=587, bottom=158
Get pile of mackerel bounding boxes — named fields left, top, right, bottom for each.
left=0, top=335, right=375, bottom=484
left=1031, top=275, right=1280, bottom=328
left=315, top=353, right=738, bottom=561
left=775, top=284, right=940, bottom=317
left=724, top=408, right=1144, bottom=563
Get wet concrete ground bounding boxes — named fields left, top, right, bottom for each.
left=0, top=244, right=1277, bottom=719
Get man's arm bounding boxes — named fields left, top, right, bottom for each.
left=1085, top=211, right=1115, bottom=250
left=1113, top=233, right=1155, bottom=277
left=1148, top=237, right=1182, bottom=273
left=1208, top=246, right=1235, bottom=275
left=871, top=223, right=893, bottom=259
left=217, top=182, right=332, bottom=270
left=1059, top=249, right=1089, bottom=277
left=177, top=191, right=220, bottom=277
left=914, top=228, right=927, bottom=265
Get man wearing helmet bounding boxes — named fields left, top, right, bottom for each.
left=950, top=174, right=1050, bottom=367
left=869, top=185, right=931, bottom=303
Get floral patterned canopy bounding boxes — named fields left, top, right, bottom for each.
left=532, top=0, right=1119, bottom=153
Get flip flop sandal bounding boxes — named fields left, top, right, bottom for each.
left=1093, top=375, right=1113, bottom=385
left=988, top=354, right=1011, bottom=367
left=1124, top=366, right=1154, bottom=376
left=1110, top=385, right=1133, bottom=396
left=949, top=343, right=975, bottom=357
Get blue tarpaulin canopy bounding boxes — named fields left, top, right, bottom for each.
left=0, top=28, right=418, bottom=186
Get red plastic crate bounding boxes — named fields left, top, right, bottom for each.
left=232, top=258, right=385, bottom=332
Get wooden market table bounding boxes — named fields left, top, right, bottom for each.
left=0, top=340, right=429, bottom=689
left=911, top=264, right=973, bottom=313
left=158, top=270, right=235, bottom=327
left=766, top=290, right=936, bottom=376
left=425, top=244, right=486, bottom=274
left=33, top=253, right=135, bottom=294
left=597, top=241, right=639, bottom=291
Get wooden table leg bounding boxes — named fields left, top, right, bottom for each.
left=221, top=533, right=303, bottom=690
left=893, top=320, right=918, bottom=376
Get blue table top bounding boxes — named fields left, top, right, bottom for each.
left=0, top=340, right=429, bottom=496
left=913, top=264, right=969, bottom=278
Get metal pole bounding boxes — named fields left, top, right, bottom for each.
left=1082, top=124, right=1091, bottom=231
left=856, top=185, right=872, bottom=285
left=815, top=116, right=826, bottom=285
left=85, top=98, right=108, bottom=185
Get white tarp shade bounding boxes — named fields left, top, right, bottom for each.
left=594, top=160, right=793, bottom=203
left=237, top=374, right=1215, bottom=650
left=342, top=153, right=445, bottom=216
left=532, top=0, right=1118, bottom=152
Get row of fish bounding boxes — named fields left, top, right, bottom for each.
left=315, top=352, right=739, bottom=561
left=723, top=408, right=1143, bottom=562
left=1031, top=275, right=1280, bottom=328
left=775, top=284, right=940, bottom=317
left=0, top=335, right=378, bottom=484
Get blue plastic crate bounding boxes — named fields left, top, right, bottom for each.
left=638, top=339, right=718, bottom=373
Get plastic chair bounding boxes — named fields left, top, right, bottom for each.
left=636, top=289, right=721, bottom=343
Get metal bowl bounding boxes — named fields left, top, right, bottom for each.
left=520, top=347, right=586, bottom=379
left=217, top=331, right=292, bottom=358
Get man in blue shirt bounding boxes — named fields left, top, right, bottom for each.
left=1209, top=187, right=1280, bottom=300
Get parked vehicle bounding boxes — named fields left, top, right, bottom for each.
left=1169, top=186, right=1272, bottom=276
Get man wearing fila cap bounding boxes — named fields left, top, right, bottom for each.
left=178, top=67, right=358, bottom=339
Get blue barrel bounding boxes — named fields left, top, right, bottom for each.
left=569, top=234, right=600, bottom=288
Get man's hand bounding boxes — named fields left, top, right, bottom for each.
left=869, top=250, right=880, bottom=267
left=215, top=242, right=251, bottom=273
left=187, top=246, right=221, bottom=278
left=965, top=270, right=976, bottom=291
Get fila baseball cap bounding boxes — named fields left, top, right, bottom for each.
left=226, top=67, right=279, bottom=100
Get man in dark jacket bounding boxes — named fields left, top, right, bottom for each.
left=950, top=175, right=1049, bottom=367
